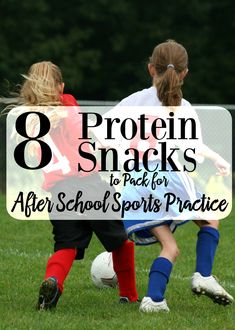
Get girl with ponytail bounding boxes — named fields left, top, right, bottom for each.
left=115, top=40, right=233, bottom=312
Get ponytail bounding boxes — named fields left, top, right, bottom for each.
left=155, top=66, right=182, bottom=106
left=149, top=40, right=188, bottom=106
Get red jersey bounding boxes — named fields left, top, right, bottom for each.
left=42, top=94, right=99, bottom=190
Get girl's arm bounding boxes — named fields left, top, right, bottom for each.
left=199, top=144, right=230, bottom=176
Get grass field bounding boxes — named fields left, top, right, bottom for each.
left=0, top=195, right=234, bottom=330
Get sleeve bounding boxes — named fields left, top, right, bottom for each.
left=88, top=104, right=123, bottom=147
left=61, top=94, right=79, bottom=106
left=61, top=94, right=81, bottom=144
left=95, top=93, right=137, bottom=144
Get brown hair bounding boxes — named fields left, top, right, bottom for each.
left=149, top=40, right=188, bottom=106
left=20, top=61, right=63, bottom=106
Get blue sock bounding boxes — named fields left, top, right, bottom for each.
left=196, top=226, right=220, bottom=277
left=147, top=257, right=172, bottom=302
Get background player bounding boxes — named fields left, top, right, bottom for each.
left=17, top=61, right=138, bottom=310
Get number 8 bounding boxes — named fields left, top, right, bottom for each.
left=14, top=112, right=52, bottom=170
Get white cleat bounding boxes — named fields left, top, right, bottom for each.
left=139, top=297, right=170, bottom=313
left=191, top=272, right=234, bottom=306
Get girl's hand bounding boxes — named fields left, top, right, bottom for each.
left=214, top=156, right=230, bottom=176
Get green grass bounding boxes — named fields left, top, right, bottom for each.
left=0, top=195, right=234, bottom=330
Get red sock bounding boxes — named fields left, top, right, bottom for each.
left=112, top=240, right=138, bottom=302
left=44, top=248, right=77, bottom=292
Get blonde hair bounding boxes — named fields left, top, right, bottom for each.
left=149, top=40, right=188, bottom=106
left=20, top=61, right=63, bottom=106
left=8, top=61, right=67, bottom=156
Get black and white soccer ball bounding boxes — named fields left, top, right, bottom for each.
left=91, top=252, right=118, bottom=288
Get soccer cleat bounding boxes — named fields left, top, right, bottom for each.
left=139, top=297, right=170, bottom=313
left=119, top=297, right=130, bottom=304
left=37, top=277, right=62, bottom=310
left=119, top=297, right=140, bottom=304
left=191, top=272, right=234, bottom=306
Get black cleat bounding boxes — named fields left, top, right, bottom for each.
left=119, top=297, right=140, bottom=304
left=119, top=297, right=130, bottom=304
left=37, top=277, right=62, bottom=310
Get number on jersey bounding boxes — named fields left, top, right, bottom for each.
left=43, top=135, right=71, bottom=174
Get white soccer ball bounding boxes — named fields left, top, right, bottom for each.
left=91, top=251, right=118, bottom=289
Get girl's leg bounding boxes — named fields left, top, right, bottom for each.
left=140, top=225, right=179, bottom=312
left=112, top=240, right=138, bottom=302
left=44, top=248, right=77, bottom=292
left=37, top=248, right=77, bottom=310
left=193, top=220, right=219, bottom=276
left=192, top=220, right=233, bottom=305
left=147, top=225, right=179, bottom=300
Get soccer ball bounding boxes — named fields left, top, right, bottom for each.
left=91, top=251, right=118, bottom=289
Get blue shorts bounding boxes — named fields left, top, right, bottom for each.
left=122, top=162, right=200, bottom=245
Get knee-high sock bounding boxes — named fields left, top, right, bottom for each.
left=147, top=257, right=173, bottom=302
left=196, top=226, right=220, bottom=277
left=45, top=248, right=77, bottom=292
left=112, top=240, right=138, bottom=302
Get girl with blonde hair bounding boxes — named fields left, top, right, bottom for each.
left=18, top=61, right=138, bottom=310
